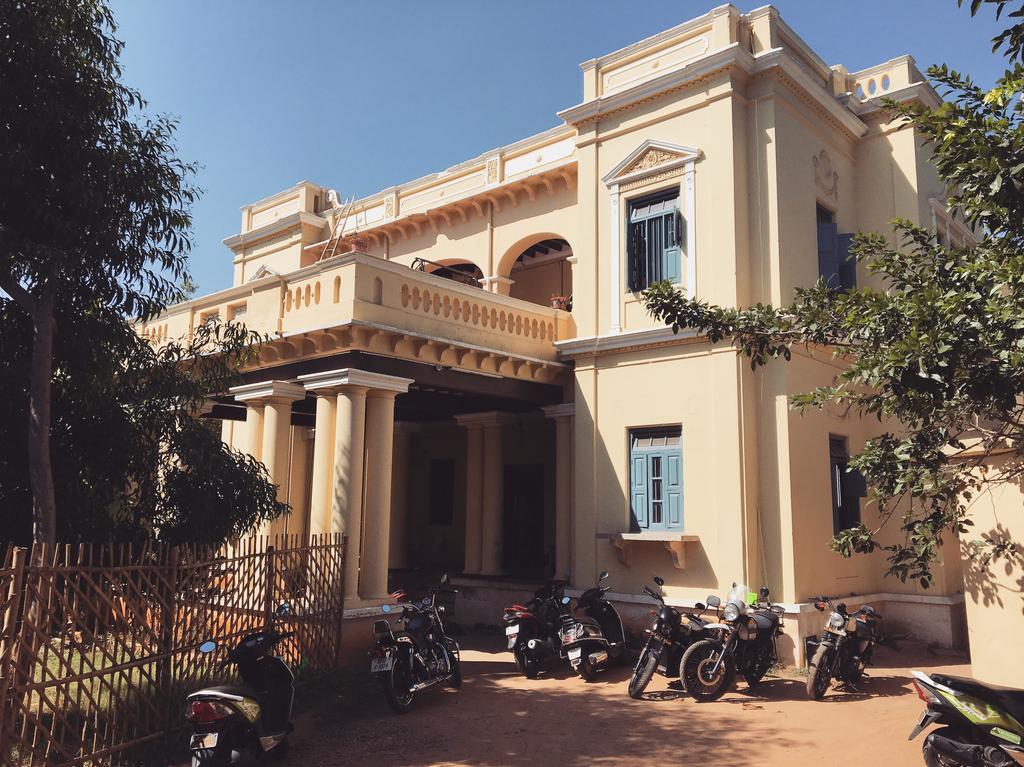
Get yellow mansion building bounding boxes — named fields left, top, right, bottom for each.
left=142, top=4, right=971, bottom=664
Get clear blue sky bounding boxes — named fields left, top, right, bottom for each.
left=109, top=1, right=1007, bottom=295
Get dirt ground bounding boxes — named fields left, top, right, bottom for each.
left=279, top=633, right=968, bottom=767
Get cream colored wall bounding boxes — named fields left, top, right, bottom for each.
left=961, top=463, right=1024, bottom=686
left=573, top=342, right=749, bottom=601
left=510, top=259, right=572, bottom=306
left=406, top=423, right=467, bottom=568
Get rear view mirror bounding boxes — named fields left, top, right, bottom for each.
left=598, top=571, right=610, bottom=582
left=561, top=596, right=571, bottom=605
left=694, top=603, right=706, bottom=611
left=653, top=576, right=665, bottom=587
left=381, top=604, right=392, bottom=614
left=199, top=641, right=217, bottom=654
left=759, top=587, right=770, bottom=601
left=706, top=595, right=721, bottom=608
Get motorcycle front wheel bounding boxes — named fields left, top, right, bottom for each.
left=806, top=644, right=833, bottom=700
left=743, top=650, right=774, bottom=689
left=628, top=644, right=659, bottom=699
left=681, top=640, right=735, bottom=702
left=382, top=655, right=416, bottom=714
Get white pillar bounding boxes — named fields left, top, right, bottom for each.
left=305, top=392, right=336, bottom=537
left=544, top=403, right=575, bottom=581
left=298, top=369, right=412, bottom=603
left=362, top=390, right=399, bottom=599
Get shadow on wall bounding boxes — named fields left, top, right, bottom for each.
left=961, top=521, right=1024, bottom=614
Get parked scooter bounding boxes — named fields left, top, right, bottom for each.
left=909, top=670, right=1024, bottom=766
left=559, top=570, right=626, bottom=681
left=628, top=576, right=712, bottom=699
left=186, top=603, right=295, bottom=766
left=502, top=579, right=570, bottom=678
left=680, top=584, right=784, bottom=701
left=369, top=574, right=462, bottom=713
left=805, top=595, right=882, bottom=699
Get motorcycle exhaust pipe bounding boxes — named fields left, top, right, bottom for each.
left=410, top=677, right=446, bottom=693
left=588, top=650, right=609, bottom=666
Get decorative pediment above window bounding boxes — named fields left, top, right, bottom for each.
left=248, top=265, right=279, bottom=282
left=602, top=140, right=702, bottom=188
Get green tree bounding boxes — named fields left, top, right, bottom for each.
left=643, top=1, right=1024, bottom=588
left=0, top=1, right=286, bottom=545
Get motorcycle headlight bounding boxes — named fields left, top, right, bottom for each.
left=723, top=602, right=740, bottom=622
left=829, top=612, right=846, bottom=629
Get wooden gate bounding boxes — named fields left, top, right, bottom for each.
left=0, top=534, right=346, bottom=766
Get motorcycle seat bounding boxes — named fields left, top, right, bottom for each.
left=188, top=684, right=257, bottom=702
left=932, top=673, right=1024, bottom=723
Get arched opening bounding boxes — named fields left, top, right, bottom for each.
left=413, top=257, right=484, bottom=288
left=503, top=237, right=573, bottom=309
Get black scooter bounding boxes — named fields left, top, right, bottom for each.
left=559, top=571, right=626, bottom=681
left=186, top=603, right=295, bottom=766
left=502, top=580, right=570, bottom=678
left=628, top=576, right=711, bottom=699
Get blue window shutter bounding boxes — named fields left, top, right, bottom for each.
left=628, top=221, right=647, bottom=292
left=665, top=451, right=683, bottom=529
left=630, top=453, right=648, bottom=530
left=837, top=233, right=856, bottom=290
left=817, top=222, right=839, bottom=288
left=662, top=213, right=681, bottom=284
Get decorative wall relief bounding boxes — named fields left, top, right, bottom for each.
left=813, top=149, right=838, bottom=199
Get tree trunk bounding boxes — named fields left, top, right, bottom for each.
left=27, top=289, right=57, bottom=545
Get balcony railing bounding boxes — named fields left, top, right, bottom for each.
left=139, top=251, right=575, bottom=367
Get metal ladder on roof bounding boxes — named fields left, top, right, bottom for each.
left=320, top=194, right=356, bottom=261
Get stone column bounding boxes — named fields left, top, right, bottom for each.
left=298, top=369, right=412, bottom=603
left=454, top=415, right=485, bottom=574
left=361, top=390, right=400, bottom=599
left=333, top=384, right=368, bottom=600
left=388, top=423, right=413, bottom=570
left=480, top=413, right=511, bottom=575
left=304, top=392, right=337, bottom=537
left=543, top=403, right=575, bottom=581
left=229, top=381, right=306, bottom=536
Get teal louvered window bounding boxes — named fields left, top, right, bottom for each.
left=627, top=190, right=682, bottom=291
left=630, top=428, right=683, bottom=531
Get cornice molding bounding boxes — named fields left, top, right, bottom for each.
left=555, top=326, right=702, bottom=357
left=223, top=210, right=326, bottom=252
left=229, top=380, right=306, bottom=403
left=297, top=368, right=413, bottom=394
left=453, top=411, right=517, bottom=428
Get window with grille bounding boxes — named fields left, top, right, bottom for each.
left=627, top=190, right=682, bottom=291
left=629, top=428, right=683, bottom=531
left=829, top=435, right=866, bottom=534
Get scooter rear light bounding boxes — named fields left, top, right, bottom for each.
left=185, top=700, right=233, bottom=724
left=912, top=679, right=941, bottom=705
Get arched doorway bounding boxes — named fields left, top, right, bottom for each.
left=501, top=237, right=573, bottom=309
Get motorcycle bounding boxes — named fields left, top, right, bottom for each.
left=185, top=603, right=295, bottom=766
left=909, top=670, right=1024, bottom=766
left=559, top=570, right=626, bottom=681
left=680, top=583, right=784, bottom=702
left=369, top=574, right=462, bottom=713
left=627, top=576, right=711, bottom=699
left=805, top=595, right=881, bottom=699
left=502, top=579, right=570, bottom=678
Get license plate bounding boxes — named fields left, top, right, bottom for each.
left=190, top=732, right=218, bottom=749
left=370, top=656, right=394, bottom=673
left=568, top=647, right=581, bottom=661
left=505, top=625, right=518, bottom=636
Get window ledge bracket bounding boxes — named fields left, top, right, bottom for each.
left=610, top=533, right=700, bottom=570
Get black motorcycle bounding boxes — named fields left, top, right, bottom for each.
left=805, top=595, right=881, bottom=699
left=369, top=574, right=462, bottom=713
left=680, top=584, right=784, bottom=702
left=186, top=603, right=295, bottom=766
left=502, top=579, right=570, bottom=678
left=559, top=570, right=626, bottom=681
left=627, top=576, right=711, bottom=699
left=909, top=669, right=1024, bottom=766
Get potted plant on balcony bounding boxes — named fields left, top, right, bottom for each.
left=551, top=294, right=569, bottom=311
